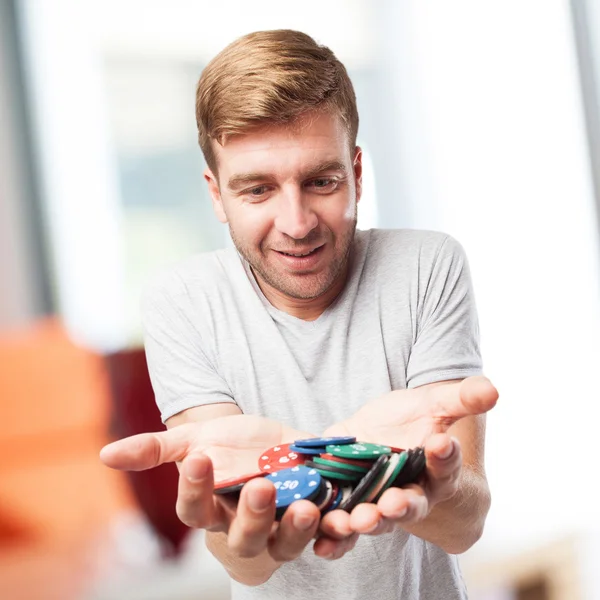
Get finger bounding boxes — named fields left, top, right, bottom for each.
left=422, top=434, right=462, bottom=505
left=424, top=434, right=462, bottom=479
left=268, top=501, right=321, bottom=562
left=319, top=509, right=353, bottom=540
left=99, top=425, right=194, bottom=471
left=347, top=502, right=392, bottom=535
left=376, top=485, right=429, bottom=523
left=175, top=453, right=221, bottom=530
left=313, top=532, right=360, bottom=560
left=227, top=478, right=277, bottom=558
left=432, top=376, right=499, bottom=428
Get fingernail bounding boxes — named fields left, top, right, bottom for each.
left=185, top=456, right=209, bottom=482
left=248, top=490, right=272, bottom=512
left=434, top=439, right=455, bottom=460
left=364, top=519, right=381, bottom=533
left=390, top=506, right=408, bottom=519
left=293, top=513, right=317, bottom=531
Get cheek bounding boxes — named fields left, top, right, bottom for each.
left=323, top=194, right=357, bottom=225
left=229, top=206, right=273, bottom=247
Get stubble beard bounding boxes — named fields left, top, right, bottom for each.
left=230, top=218, right=358, bottom=300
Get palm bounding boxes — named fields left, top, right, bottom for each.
left=324, top=377, right=497, bottom=449
left=187, top=414, right=311, bottom=481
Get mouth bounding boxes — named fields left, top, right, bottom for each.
left=272, top=244, right=326, bottom=268
left=275, top=245, right=323, bottom=258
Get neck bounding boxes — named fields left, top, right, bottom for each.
left=252, top=261, right=351, bottom=321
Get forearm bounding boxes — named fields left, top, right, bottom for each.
left=402, top=467, right=490, bottom=554
left=205, top=531, right=283, bottom=586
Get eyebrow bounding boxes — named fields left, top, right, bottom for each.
left=226, top=160, right=347, bottom=192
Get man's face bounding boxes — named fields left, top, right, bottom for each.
left=205, top=111, right=362, bottom=302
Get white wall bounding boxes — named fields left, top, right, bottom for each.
left=17, top=0, right=128, bottom=351
left=379, top=0, right=600, bottom=564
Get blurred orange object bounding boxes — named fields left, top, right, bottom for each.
left=0, top=318, right=135, bottom=598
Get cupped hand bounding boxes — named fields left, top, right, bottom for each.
left=326, top=432, right=463, bottom=539
left=100, top=414, right=357, bottom=562
left=319, top=376, right=498, bottom=538
left=322, top=376, right=498, bottom=449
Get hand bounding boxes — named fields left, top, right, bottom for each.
left=321, top=376, right=498, bottom=536
left=100, top=414, right=358, bottom=562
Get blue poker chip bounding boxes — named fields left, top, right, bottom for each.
left=288, top=444, right=326, bottom=455
left=294, top=436, right=357, bottom=448
left=266, top=465, right=322, bottom=509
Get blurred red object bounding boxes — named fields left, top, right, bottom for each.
left=104, top=347, right=191, bottom=558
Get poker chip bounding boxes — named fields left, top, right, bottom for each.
left=221, top=440, right=427, bottom=520
left=305, top=459, right=364, bottom=482
left=313, top=455, right=370, bottom=473
left=373, top=451, right=409, bottom=502
left=393, top=447, right=426, bottom=487
left=288, top=444, right=326, bottom=455
left=259, top=444, right=306, bottom=472
left=324, top=484, right=345, bottom=513
left=214, top=471, right=267, bottom=495
left=319, top=453, right=372, bottom=470
left=362, top=452, right=408, bottom=503
left=326, top=442, right=392, bottom=460
left=294, top=436, right=356, bottom=448
left=266, top=465, right=323, bottom=512
left=315, top=479, right=334, bottom=511
left=321, top=481, right=340, bottom=513
left=339, top=454, right=390, bottom=513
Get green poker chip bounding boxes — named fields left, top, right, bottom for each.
left=305, top=460, right=363, bottom=483
left=312, top=456, right=369, bottom=473
left=326, top=442, right=392, bottom=459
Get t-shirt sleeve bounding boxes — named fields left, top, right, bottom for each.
left=406, top=234, right=483, bottom=388
left=140, top=270, right=236, bottom=424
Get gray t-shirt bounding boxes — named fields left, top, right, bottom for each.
left=141, top=228, right=483, bottom=600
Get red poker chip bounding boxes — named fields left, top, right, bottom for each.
left=258, top=443, right=307, bottom=472
left=214, top=471, right=265, bottom=490
left=321, top=480, right=340, bottom=512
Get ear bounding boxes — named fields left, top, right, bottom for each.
left=204, top=168, right=228, bottom=224
left=353, top=146, right=363, bottom=203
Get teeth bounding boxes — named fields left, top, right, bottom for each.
left=282, top=250, right=313, bottom=257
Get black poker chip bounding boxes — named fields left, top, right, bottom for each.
left=392, top=447, right=426, bottom=487
left=339, top=454, right=390, bottom=513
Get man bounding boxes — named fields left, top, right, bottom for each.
left=100, top=29, right=499, bottom=599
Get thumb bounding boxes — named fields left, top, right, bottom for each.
left=100, top=425, right=193, bottom=471
left=433, top=376, right=499, bottom=428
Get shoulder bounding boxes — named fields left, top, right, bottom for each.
left=362, top=228, right=466, bottom=266
left=140, top=247, right=239, bottom=311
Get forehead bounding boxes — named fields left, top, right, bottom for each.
left=212, top=111, right=350, bottom=179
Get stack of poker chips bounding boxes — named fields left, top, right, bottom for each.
left=214, top=436, right=426, bottom=520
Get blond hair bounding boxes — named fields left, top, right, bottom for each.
left=195, top=29, right=359, bottom=173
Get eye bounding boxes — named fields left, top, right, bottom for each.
left=242, top=185, right=271, bottom=201
left=306, top=177, right=339, bottom=192
left=249, top=185, right=268, bottom=196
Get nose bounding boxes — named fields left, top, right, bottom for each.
left=273, top=189, right=318, bottom=239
